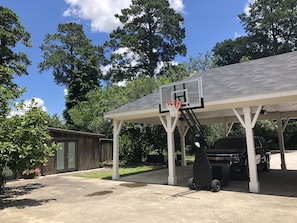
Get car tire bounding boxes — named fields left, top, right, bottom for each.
left=188, top=177, right=197, bottom=190
left=211, top=179, right=221, bottom=192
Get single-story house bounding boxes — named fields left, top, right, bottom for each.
left=3, top=127, right=113, bottom=179
left=44, top=127, right=113, bottom=175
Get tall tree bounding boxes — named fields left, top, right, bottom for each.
left=105, top=0, right=187, bottom=82
left=0, top=6, right=32, bottom=189
left=188, top=51, right=217, bottom=73
left=212, top=36, right=258, bottom=66
left=68, top=85, right=126, bottom=134
left=38, top=23, right=105, bottom=124
left=0, top=6, right=29, bottom=117
left=68, top=75, right=167, bottom=134
left=238, top=0, right=297, bottom=55
left=47, top=114, right=65, bottom=129
left=212, top=0, right=297, bottom=67
left=162, top=63, right=189, bottom=82
left=0, top=66, right=23, bottom=189
left=0, top=7, right=58, bottom=189
left=0, top=6, right=32, bottom=75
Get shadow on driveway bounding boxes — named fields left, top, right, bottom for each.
left=121, top=165, right=297, bottom=197
left=0, top=183, right=56, bottom=210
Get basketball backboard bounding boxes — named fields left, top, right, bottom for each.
left=159, top=77, right=204, bottom=113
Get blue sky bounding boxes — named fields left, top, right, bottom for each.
left=1, top=0, right=252, bottom=117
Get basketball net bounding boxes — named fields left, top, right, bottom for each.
left=166, top=100, right=182, bottom=117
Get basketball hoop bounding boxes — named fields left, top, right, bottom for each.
left=166, top=100, right=182, bottom=117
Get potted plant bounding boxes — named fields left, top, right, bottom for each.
left=22, top=167, right=41, bottom=179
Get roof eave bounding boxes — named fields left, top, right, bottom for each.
left=103, top=89, right=297, bottom=121
left=104, top=108, right=158, bottom=120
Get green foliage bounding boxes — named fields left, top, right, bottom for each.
left=212, top=0, right=297, bottom=66
left=254, top=120, right=278, bottom=147
left=145, top=125, right=168, bottom=155
left=0, top=6, right=32, bottom=76
left=119, top=124, right=168, bottom=164
left=68, top=75, right=180, bottom=163
left=125, top=75, right=171, bottom=100
left=203, top=124, right=224, bottom=146
left=228, top=123, right=246, bottom=137
left=0, top=7, right=32, bottom=188
left=187, top=51, right=217, bottom=74
left=38, top=22, right=105, bottom=123
left=0, top=7, right=59, bottom=183
left=106, top=0, right=186, bottom=81
left=5, top=99, right=60, bottom=173
left=163, top=63, right=190, bottom=82
left=73, top=166, right=162, bottom=179
left=68, top=75, right=171, bottom=135
left=119, top=125, right=148, bottom=164
left=284, top=120, right=297, bottom=148
left=0, top=66, right=25, bottom=118
left=212, top=36, right=257, bottom=66
left=47, top=114, right=65, bottom=129
left=239, top=0, right=297, bottom=55
left=0, top=6, right=29, bottom=121
left=68, top=85, right=126, bottom=134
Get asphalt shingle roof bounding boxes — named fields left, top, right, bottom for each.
left=106, top=51, right=297, bottom=116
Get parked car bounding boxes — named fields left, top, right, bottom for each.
left=206, top=136, right=271, bottom=178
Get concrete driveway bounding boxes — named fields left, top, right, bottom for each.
left=1, top=151, right=297, bottom=223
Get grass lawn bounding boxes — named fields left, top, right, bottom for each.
left=73, top=165, right=164, bottom=180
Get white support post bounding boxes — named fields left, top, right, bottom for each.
left=112, top=120, right=123, bottom=180
left=232, top=108, right=246, bottom=128
left=178, top=126, right=189, bottom=166
left=233, top=106, right=261, bottom=193
left=242, top=107, right=259, bottom=193
left=159, top=114, right=179, bottom=185
left=227, top=123, right=234, bottom=136
left=167, top=115, right=176, bottom=185
left=276, top=113, right=287, bottom=171
left=223, top=120, right=234, bottom=137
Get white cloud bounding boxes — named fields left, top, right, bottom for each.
left=115, top=47, right=140, bottom=67
left=244, top=0, right=255, bottom=15
left=32, top=98, right=47, bottom=111
left=154, top=60, right=178, bottom=77
left=63, top=0, right=130, bottom=33
left=9, top=98, right=47, bottom=117
left=63, top=0, right=185, bottom=33
left=101, top=64, right=112, bottom=76
left=64, top=88, right=68, bottom=96
left=169, top=0, right=185, bottom=13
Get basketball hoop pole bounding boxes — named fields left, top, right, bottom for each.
left=158, top=79, right=203, bottom=186
left=160, top=100, right=183, bottom=185
left=166, top=100, right=182, bottom=117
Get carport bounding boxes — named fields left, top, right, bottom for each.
left=104, top=51, right=297, bottom=193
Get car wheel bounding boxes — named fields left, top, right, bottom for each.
left=188, top=178, right=197, bottom=190
left=211, top=179, right=221, bottom=192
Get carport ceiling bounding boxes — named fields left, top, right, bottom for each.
left=105, top=51, right=297, bottom=124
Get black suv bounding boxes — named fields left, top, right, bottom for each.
left=206, top=137, right=271, bottom=178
